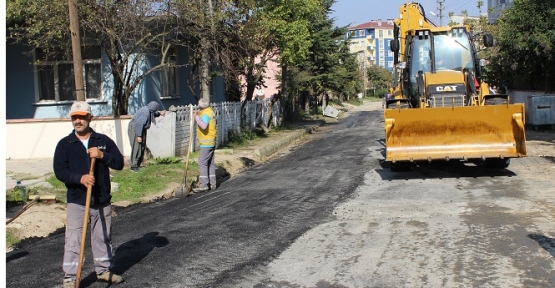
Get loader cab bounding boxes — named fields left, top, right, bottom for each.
left=431, top=28, right=475, bottom=73
left=397, top=28, right=478, bottom=107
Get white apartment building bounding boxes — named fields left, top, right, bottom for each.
left=488, top=0, right=513, bottom=23
left=347, top=19, right=395, bottom=71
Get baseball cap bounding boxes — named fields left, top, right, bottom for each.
left=198, top=98, right=210, bottom=109
left=69, top=101, right=92, bottom=116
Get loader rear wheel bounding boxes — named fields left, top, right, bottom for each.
left=485, top=158, right=511, bottom=169
left=389, top=161, right=412, bottom=171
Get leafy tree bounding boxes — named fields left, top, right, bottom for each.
left=483, top=0, right=555, bottom=92
left=284, top=0, right=361, bottom=116
left=367, top=65, right=393, bottom=96
left=260, top=0, right=322, bottom=120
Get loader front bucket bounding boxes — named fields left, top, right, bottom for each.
left=384, top=104, right=527, bottom=162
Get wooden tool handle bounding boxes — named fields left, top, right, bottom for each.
left=75, top=158, right=96, bottom=288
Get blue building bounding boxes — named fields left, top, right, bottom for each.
left=347, top=19, right=395, bottom=71
left=5, top=40, right=225, bottom=119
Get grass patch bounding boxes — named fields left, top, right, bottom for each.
left=271, top=124, right=293, bottom=132
left=46, top=174, right=66, bottom=189
left=344, top=98, right=364, bottom=106
left=11, top=173, right=39, bottom=181
left=110, top=161, right=190, bottom=203
left=152, top=156, right=182, bottom=164
left=6, top=158, right=193, bottom=205
left=6, top=229, right=20, bottom=249
left=364, top=96, right=382, bottom=102
left=221, top=129, right=267, bottom=149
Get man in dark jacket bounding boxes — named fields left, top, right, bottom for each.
left=54, top=101, right=124, bottom=288
left=127, top=101, right=166, bottom=172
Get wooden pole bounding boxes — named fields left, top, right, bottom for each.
left=75, top=158, right=96, bottom=288
left=68, top=0, right=86, bottom=101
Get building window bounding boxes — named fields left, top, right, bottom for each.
left=161, top=46, right=178, bottom=98
left=388, top=30, right=392, bottom=36
left=35, top=46, right=101, bottom=102
left=380, top=41, right=385, bottom=49
left=379, top=30, right=384, bottom=37
left=388, top=61, right=393, bottom=67
left=359, top=29, right=365, bottom=37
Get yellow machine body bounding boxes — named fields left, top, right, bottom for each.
left=384, top=2, right=526, bottom=166
left=384, top=105, right=526, bottom=162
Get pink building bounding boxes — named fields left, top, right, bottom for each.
left=240, top=55, right=281, bottom=101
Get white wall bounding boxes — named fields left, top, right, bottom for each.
left=6, top=115, right=178, bottom=160
left=7, top=117, right=132, bottom=159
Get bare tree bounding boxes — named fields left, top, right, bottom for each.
left=7, top=0, right=183, bottom=115
left=81, top=0, right=181, bottom=115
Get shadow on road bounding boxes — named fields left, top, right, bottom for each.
left=375, top=159, right=518, bottom=180
left=528, top=234, right=555, bottom=258
left=5, top=251, right=28, bottom=263
left=111, top=232, right=169, bottom=276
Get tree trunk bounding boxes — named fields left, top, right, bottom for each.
left=111, top=68, right=127, bottom=116
left=281, top=64, right=289, bottom=121
left=200, top=40, right=210, bottom=103
left=303, top=93, right=310, bottom=114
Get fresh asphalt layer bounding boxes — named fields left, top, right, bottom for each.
left=6, top=106, right=381, bottom=287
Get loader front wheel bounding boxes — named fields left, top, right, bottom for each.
left=485, top=158, right=511, bottom=169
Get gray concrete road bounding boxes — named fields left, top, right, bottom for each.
left=6, top=103, right=555, bottom=287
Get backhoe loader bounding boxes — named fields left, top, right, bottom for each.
left=384, top=2, right=526, bottom=171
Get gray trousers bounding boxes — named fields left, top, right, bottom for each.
left=198, top=147, right=217, bottom=188
left=128, top=120, right=146, bottom=168
left=63, top=202, right=113, bottom=279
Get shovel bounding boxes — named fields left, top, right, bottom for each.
left=75, top=157, right=96, bottom=288
left=175, top=106, right=195, bottom=198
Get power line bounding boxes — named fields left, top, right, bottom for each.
left=444, top=0, right=475, bottom=15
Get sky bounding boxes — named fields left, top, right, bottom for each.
left=330, top=0, right=484, bottom=28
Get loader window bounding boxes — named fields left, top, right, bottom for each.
left=408, top=36, right=432, bottom=100
left=433, top=32, right=474, bottom=72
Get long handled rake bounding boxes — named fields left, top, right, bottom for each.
left=175, top=106, right=195, bottom=198
left=75, top=158, right=96, bottom=288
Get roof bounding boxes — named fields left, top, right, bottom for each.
left=349, top=20, right=394, bottom=30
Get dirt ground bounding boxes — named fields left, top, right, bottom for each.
left=5, top=118, right=555, bottom=252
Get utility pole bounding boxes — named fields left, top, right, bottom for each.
left=437, top=0, right=445, bottom=26
left=68, top=0, right=85, bottom=101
